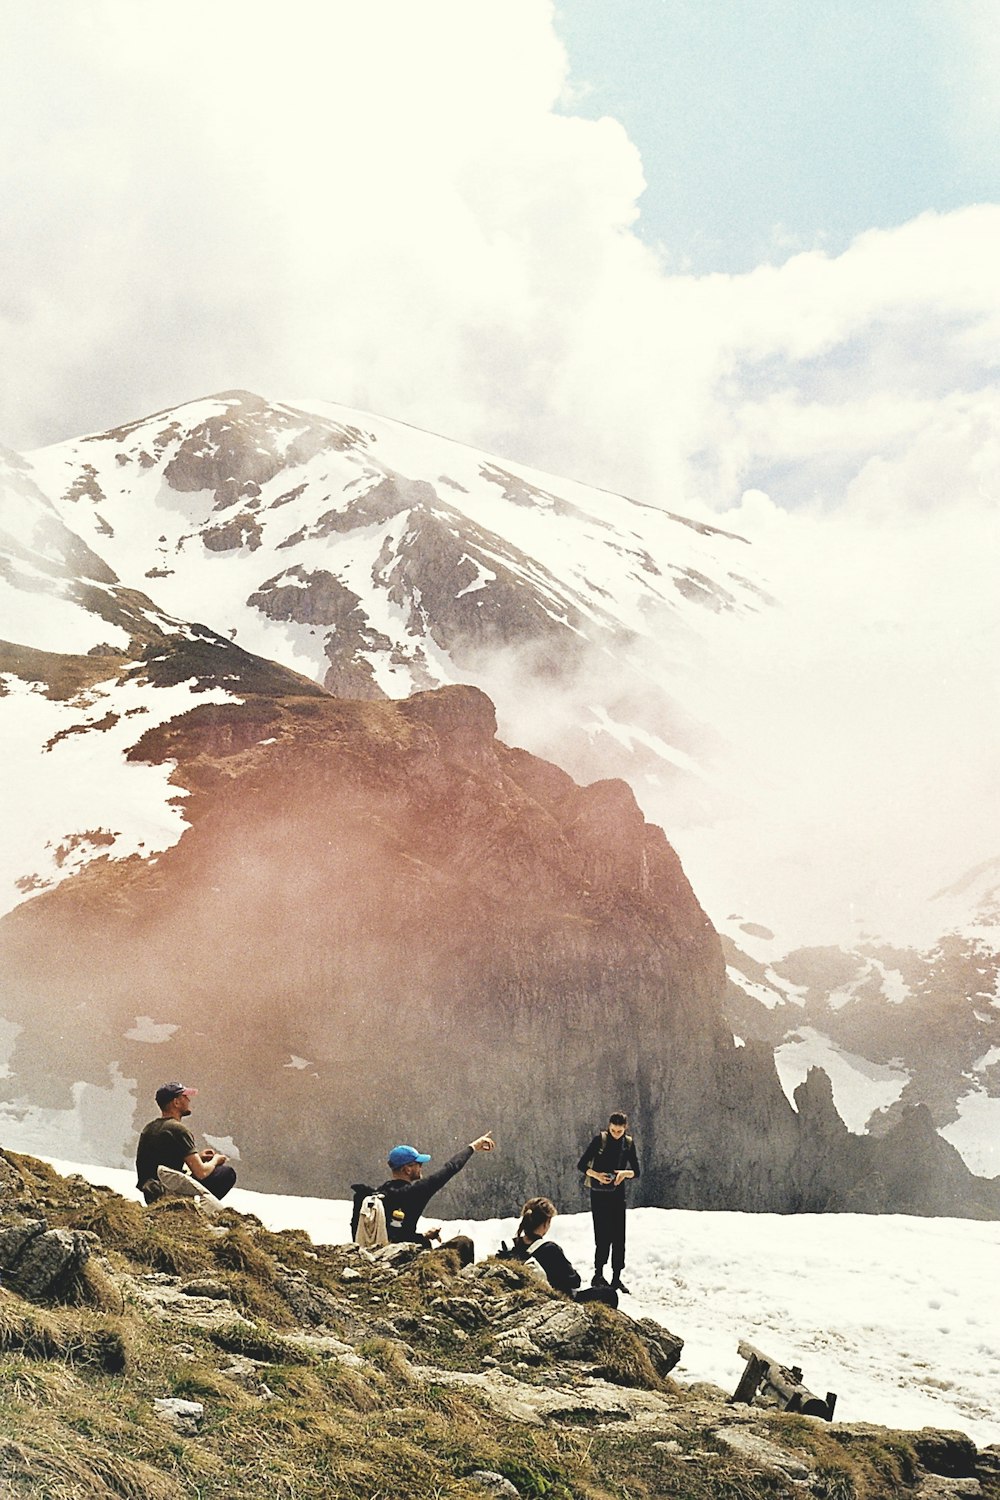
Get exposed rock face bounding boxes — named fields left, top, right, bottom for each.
left=1, top=682, right=997, bottom=1217
left=723, top=925, right=1000, bottom=1179
left=0, top=1217, right=92, bottom=1300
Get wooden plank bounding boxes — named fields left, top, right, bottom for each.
left=734, top=1340, right=837, bottom=1421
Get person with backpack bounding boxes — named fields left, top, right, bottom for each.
left=498, top=1197, right=618, bottom=1307
left=352, top=1131, right=495, bottom=1266
left=577, top=1110, right=640, bottom=1294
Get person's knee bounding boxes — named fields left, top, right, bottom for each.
left=205, top=1164, right=237, bottom=1200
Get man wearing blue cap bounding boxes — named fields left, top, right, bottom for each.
left=376, top=1131, right=495, bottom=1265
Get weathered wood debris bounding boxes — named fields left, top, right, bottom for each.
left=731, top=1338, right=838, bottom=1421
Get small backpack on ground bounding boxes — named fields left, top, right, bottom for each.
left=350, top=1183, right=389, bottom=1249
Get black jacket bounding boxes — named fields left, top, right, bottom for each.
left=526, top=1239, right=582, bottom=1296
left=577, top=1131, right=641, bottom=1192
left=377, top=1147, right=474, bottom=1243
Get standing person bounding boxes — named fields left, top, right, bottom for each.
left=501, top=1197, right=618, bottom=1307
left=135, top=1082, right=237, bottom=1206
left=577, top=1110, right=640, bottom=1294
left=375, top=1132, right=495, bottom=1266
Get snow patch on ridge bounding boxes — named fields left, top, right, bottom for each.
left=774, top=1026, right=910, bottom=1131
left=0, top=671, right=238, bottom=916
left=0, top=1066, right=137, bottom=1166
left=940, top=1091, right=1000, bottom=1179
left=584, top=704, right=704, bottom=776
left=0, top=573, right=131, bottom=656
left=726, top=966, right=785, bottom=1010
left=123, top=1016, right=179, bottom=1044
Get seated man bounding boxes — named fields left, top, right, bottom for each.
left=376, top=1132, right=494, bottom=1266
left=135, top=1082, right=237, bottom=1206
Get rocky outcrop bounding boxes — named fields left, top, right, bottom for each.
left=2, top=682, right=997, bottom=1219
left=0, top=1217, right=93, bottom=1300
left=723, top=924, right=1000, bottom=1186
left=2, top=1154, right=999, bottom=1500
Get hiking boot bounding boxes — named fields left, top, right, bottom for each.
left=591, top=1271, right=609, bottom=1288
left=610, top=1277, right=630, bottom=1295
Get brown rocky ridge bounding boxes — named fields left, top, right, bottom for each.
left=1, top=650, right=997, bottom=1219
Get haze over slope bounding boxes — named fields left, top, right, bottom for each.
left=25, top=390, right=1000, bottom=952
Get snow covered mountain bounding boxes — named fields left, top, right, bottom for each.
left=723, top=867, right=1000, bottom=1180
left=0, top=438, right=324, bottom=915
left=26, top=390, right=769, bottom=812
left=3, top=392, right=997, bottom=1198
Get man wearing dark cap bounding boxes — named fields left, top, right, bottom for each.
left=374, top=1132, right=494, bottom=1266
left=135, top=1082, right=237, bottom=1206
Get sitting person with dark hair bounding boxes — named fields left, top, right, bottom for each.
left=500, top=1197, right=618, bottom=1308
left=135, top=1081, right=237, bottom=1207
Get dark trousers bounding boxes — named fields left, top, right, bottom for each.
left=575, top=1285, right=619, bottom=1309
left=203, top=1164, right=237, bottom=1200
left=590, top=1190, right=626, bottom=1275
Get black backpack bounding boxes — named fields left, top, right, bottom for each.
left=496, top=1239, right=530, bottom=1262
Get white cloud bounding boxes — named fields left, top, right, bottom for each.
left=1, top=1, right=998, bottom=531
left=658, top=490, right=1000, bottom=945
left=923, top=0, right=1000, bottom=163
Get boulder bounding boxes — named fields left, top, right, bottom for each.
left=467, top=1472, right=520, bottom=1498
left=0, top=1217, right=92, bottom=1301
left=632, top=1315, right=684, bottom=1376
left=714, top=1426, right=812, bottom=1481
left=153, top=1397, right=204, bottom=1436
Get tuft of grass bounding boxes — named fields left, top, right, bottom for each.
left=0, top=1294, right=128, bottom=1374
left=357, top=1335, right=418, bottom=1384
left=586, top=1303, right=670, bottom=1390
left=206, top=1319, right=312, bottom=1365
left=811, top=1469, right=858, bottom=1500
left=69, top=1257, right=128, bottom=1314
left=168, top=1362, right=254, bottom=1408
left=0, top=1428, right=189, bottom=1500
left=56, top=1190, right=148, bottom=1253
left=0, top=1358, right=81, bottom=1406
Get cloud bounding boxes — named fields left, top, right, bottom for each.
left=2, top=0, right=998, bottom=534
left=923, top=0, right=1000, bottom=165
left=630, top=489, right=1000, bottom=946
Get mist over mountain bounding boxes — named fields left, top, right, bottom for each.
left=2, top=392, right=997, bottom=1204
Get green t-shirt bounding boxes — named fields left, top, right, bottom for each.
left=135, top=1117, right=197, bottom=1188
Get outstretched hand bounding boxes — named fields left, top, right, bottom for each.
left=470, top=1131, right=496, bottom=1153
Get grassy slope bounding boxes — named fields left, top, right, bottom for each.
left=2, top=1151, right=994, bottom=1500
